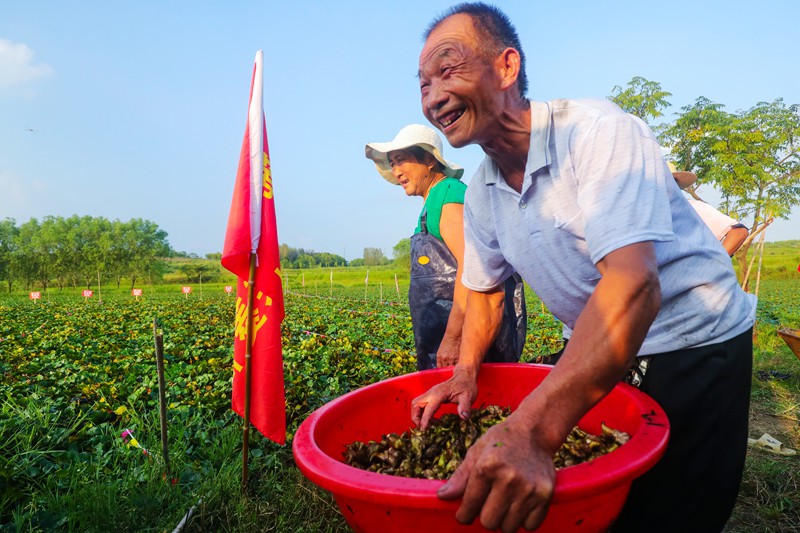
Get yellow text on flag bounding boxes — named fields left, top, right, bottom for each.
left=262, top=153, right=273, bottom=199
left=234, top=292, right=272, bottom=343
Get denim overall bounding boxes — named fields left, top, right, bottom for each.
left=409, top=211, right=527, bottom=370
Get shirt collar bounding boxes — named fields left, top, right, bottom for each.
left=526, top=100, right=551, bottom=176
left=484, top=100, right=551, bottom=186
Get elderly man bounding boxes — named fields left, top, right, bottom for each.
left=410, top=3, right=756, bottom=533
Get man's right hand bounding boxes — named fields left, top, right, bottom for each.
left=437, top=412, right=557, bottom=533
left=411, top=365, right=479, bottom=430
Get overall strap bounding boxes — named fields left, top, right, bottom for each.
left=419, top=207, right=429, bottom=234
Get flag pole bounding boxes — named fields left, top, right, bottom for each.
left=242, top=251, right=257, bottom=492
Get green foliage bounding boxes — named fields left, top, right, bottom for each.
left=609, top=76, right=672, bottom=125
left=175, top=261, right=220, bottom=283
left=0, top=218, right=18, bottom=292
left=607, top=78, right=800, bottom=290
left=663, top=98, right=800, bottom=223
left=661, top=97, right=800, bottom=288
left=0, top=293, right=355, bottom=531
left=278, top=243, right=346, bottom=269
left=362, top=246, right=390, bottom=266
left=392, top=237, right=411, bottom=270
left=0, top=216, right=173, bottom=293
left=1, top=276, right=798, bottom=531
left=392, top=238, right=410, bottom=260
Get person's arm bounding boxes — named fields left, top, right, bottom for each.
left=436, top=242, right=661, bottom=533
left=721, top=226, right=748, bottom=256
left=411, top=286, right=505, bottom=429
left=436, top=202, right=468, bottom=367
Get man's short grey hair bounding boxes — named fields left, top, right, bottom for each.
left=423, top=2, right=528, bottom=98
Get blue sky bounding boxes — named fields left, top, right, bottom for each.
left=2, top=1, right=798, bottom=260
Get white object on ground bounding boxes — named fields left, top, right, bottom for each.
left=747, top=433, right=797, bottom=456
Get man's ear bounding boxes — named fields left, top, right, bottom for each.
left=496, top=47, right=521, bottom=93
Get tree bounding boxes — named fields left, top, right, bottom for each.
left=0, top=219, right=18, bottom=292
left=79, top=216, right=113, bottom=289
left=1, top=216, right=174, bottom=290
left=13, top=219, right=48, bottom=290
left=363, top=247, right=388, bottom=266
left=33, top=217, right=70, bottom=290
left=392, top=237, right=411, bottom=269
left=53, top=215, right=84, bottom=289
left=122, top=219, right=172, bottom=289
left=658, top=96, right=726, bottom=200
left=295, top=253, right=316, bottom=269
left=277, top=243, right=346, bottom=268
left=177, top=261, right=218, bottom=283
left=609, top=76, right=672, bottom=126
left=315, top=252, right=346, bottom=267
left=661, top=98, right=800, bottom=288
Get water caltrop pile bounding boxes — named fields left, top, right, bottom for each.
left=344, top=406, right=630, bottom=480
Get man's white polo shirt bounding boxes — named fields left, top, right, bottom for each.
left=462, top=99, right=756, bottom=355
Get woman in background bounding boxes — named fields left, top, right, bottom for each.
left=365, top=124, right=526, bottom=371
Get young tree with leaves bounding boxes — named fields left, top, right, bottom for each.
left=609, top=76, right=672, bottom=127
left=662, top=98, right=800, bottom=288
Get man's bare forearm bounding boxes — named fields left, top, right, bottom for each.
left=454, top=287, right=505, bottom=376
left=440, top=267, right=469, bottom=346
left=514, top=243, right=661, bottom=454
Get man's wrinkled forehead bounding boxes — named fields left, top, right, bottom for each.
left=418, top=47, right=455, bottom=80
left=418, top=14, right=478, bottom=78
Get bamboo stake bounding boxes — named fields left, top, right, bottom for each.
left=741, top=241, right=761, bottom=291
left=171, top=499, right=201, bottom=533
left=754, top=226, right=767, bottom=299
left=395, top=273, right=400, bottom=298
left=153, top=318, right=171, bottom=480
left=242, top=252, right=257, bottom=493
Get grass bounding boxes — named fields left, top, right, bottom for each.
left=1, top=250, right=799, bottom=531
left=4, top=320, right=797, bottom=532
left=0, top=395, right=347, bottom=532
left=724, top=286, right=800, bottom=533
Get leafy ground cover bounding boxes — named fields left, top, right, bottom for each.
left=1, top=279, right=798, bottom=532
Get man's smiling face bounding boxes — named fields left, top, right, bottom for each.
left=418, top=14, right=504, bottom=149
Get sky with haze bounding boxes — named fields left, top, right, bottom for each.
left=2, top=1, right=798, bottom=260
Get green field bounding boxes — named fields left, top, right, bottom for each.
left=1, top=248, right=799, bottom=532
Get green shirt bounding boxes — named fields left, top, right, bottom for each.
left=414, top=178, right=467, bottom=241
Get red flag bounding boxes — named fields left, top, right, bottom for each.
left=221, top=50, right=286, bottom=444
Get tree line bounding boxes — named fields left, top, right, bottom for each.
left=276, top=243, right=411, bottom=268
left=0, top=213, right=405, bottom=292
left=0, top=215, right=171, bottom=292
left=278, top=244, right=347, bottom=268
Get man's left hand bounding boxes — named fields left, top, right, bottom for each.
left=436, top=335, right=461, bottom=367
left=411, top=366, right=478, bottom=430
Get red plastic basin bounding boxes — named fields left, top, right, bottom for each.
left=293, top=363, right=669, bottom=533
